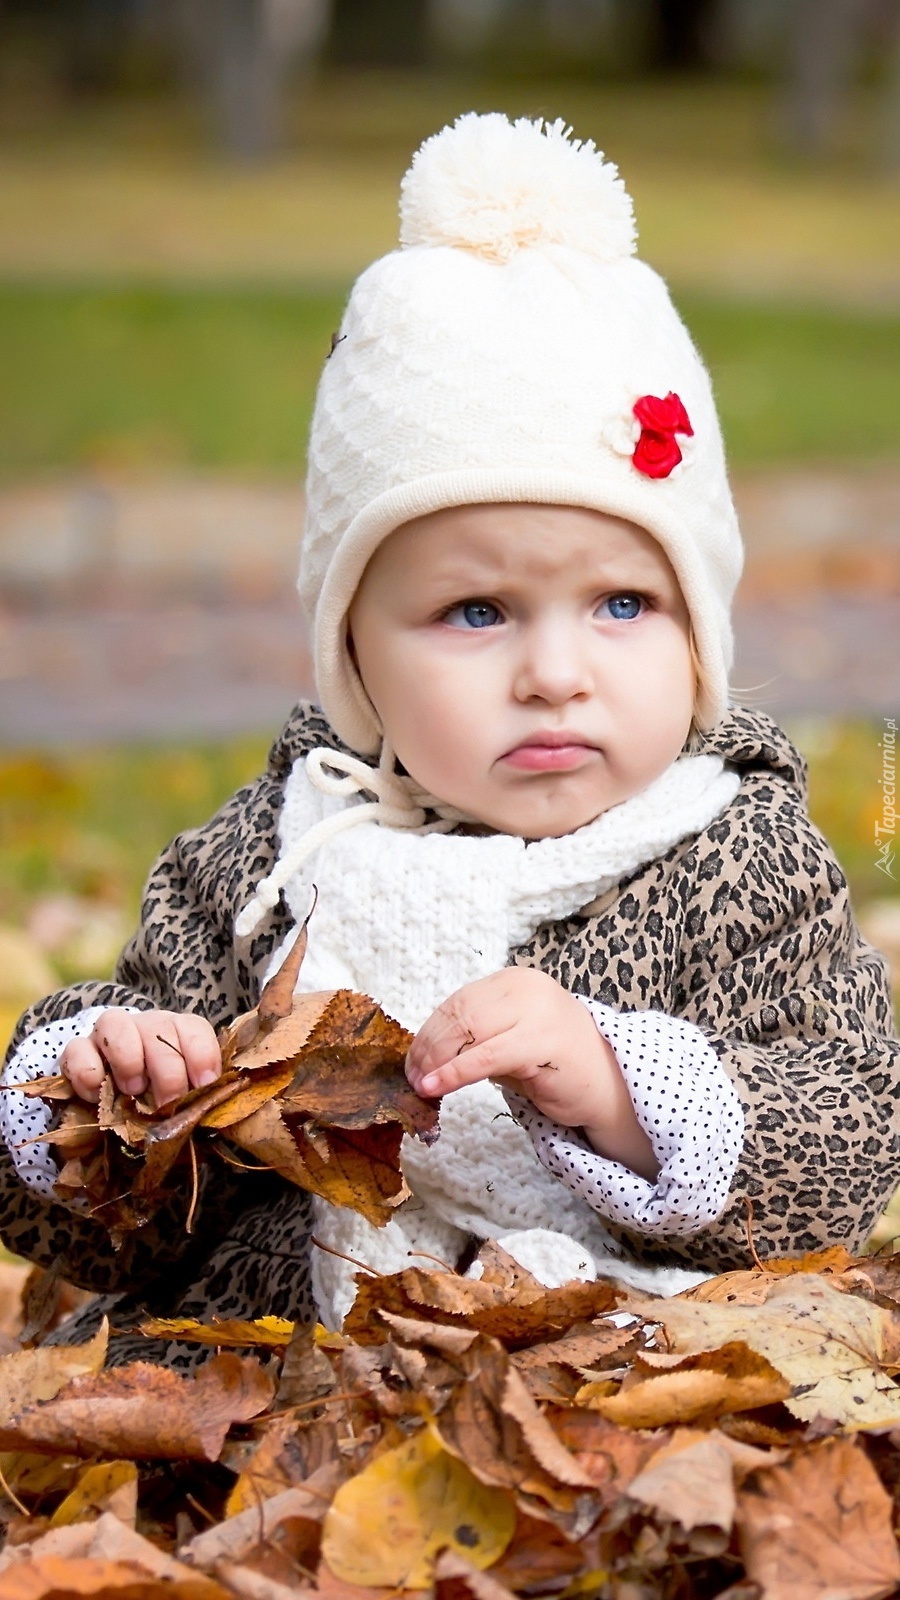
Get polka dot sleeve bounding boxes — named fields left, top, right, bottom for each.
left=508, top=1001, right=744, bottom=1237
left=0, top=1008, right=121, bottom=1200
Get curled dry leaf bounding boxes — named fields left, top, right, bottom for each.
left=345, top=1247, right=623, bottom=1348
left=624, top=1428, right=785, bottom=1535
left=580, top=1340, right=790, bottom=1429
left=183, top=1471, right=341, bottom=1576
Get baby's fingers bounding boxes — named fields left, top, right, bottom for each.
left=87, top=1010, right=151, bottom=1098
left=136, top=1013, right=221, bottom=1108
left=59, top=1035, right=109, bottom=1104
left=407, top=1033, right=512, bottom=1099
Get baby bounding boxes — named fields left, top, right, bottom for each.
left=2, top=114, right=898, bottom=1356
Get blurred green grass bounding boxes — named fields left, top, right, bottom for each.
left=2, top=284, right=900, bottom=478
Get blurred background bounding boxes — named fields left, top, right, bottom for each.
left=1, top=0, right=899, bottom=1131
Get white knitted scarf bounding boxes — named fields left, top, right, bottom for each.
left=253, top=745, right=741, bottom=1327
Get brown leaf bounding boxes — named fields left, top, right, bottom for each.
left=257, top=919, right=315, bottom=1029
left=0, top=1354, right=274, bottom=1462
left=286, top=1120, right=409, bottom=1228
left=581, top=1341, right=790, bottom=1429
left=625, top=1429, right=753, bottom=1534
left=621, top=1275, right=900, bottom=1427
left=274, top=1321, right=337, bottom=1410
left=548, top=1407, right=662, bottom=1508
left=212, top=1566, right=313, bottom=1600
left=435, top=1338, right=598, bottom=1528
left=218, top=993, right=336, bottom=1076
left=512, top=1323, right=639, bottom=1404
left=182, top=1471, right=340, bottom=1576
left=281, top=990, right=435, bottom=1142
left=197, top=1064, right=296, bottom=1132
left=432, top=1548, right=519, bottom=1600
left=225, top=1415, right=343, bottom=1517
left=0, top=1512, right=232, bottom=1599
left=737, top=1437, right=900, bottom=1600
left=482, top=1509, right=586, bottom=1594
left=683, top=1246, right=858, bottom=1307
left=345, top=1252, right=623, bottom=1348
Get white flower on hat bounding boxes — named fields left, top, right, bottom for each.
left=399, top=112, right=637, bottom=264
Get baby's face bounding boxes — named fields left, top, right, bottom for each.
left=348, top=504, right=695, bottom=838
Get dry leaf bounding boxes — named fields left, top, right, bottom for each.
left=183, top=1472, right=340, bottom=1575
left=737, top=1437, right=900, bottom=1600
left=345, top=1250, right=623, bottom=1347
left=139, top=1317, right=295, bottom=1349
left=321, top=1426, right=515, bottom=1589
left=683, top=1246, right=857, bottom=1307
left=548, top=1408, right=661, bottom=1509
left=0, top=1512, right=232, bottom=1598
left=435, top=1338, right=598, bottom=1529
left=621, top=1274, right=900, bottom=1427
left=625, top=1429, right=759, bottom=1533
left=581, top=1341, right=790, bottom=1429
left=0, top=1323, right=108, bottom=1424
left=0, top=1354, right=273, bottom=1461
left=49, top=1461, right=138, bottom=1529
left=432, top=1548, right=519, bottom=1600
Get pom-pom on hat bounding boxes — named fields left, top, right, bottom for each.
left=300, top=112, right=743, bottom=755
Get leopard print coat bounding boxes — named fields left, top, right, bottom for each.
left=3, top=703, right=898, bottom=1368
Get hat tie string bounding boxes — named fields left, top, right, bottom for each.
left=234, top=741, right=469, bottom=938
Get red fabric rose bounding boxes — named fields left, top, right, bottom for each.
left=631, top=391, right=693, bottom=480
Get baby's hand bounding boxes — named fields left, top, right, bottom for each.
left=405, top=969, right=658, bottom=1180
left=59, top=1009, right=222, bottom=1108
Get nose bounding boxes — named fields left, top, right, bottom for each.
left=512, top=615, right=594, bottom=706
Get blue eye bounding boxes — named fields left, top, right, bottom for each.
left=603, top=593, right=643, bottom=621
left=444, top=601, right=503, bottom=629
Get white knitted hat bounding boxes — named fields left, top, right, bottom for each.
left=300, top=112, right=743, bottom=755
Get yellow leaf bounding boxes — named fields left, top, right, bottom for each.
left=0, top=1319, right=108, bottom=1423
left=50, top=1460, right=138, bottom=1527
left=139, top=1317, right=294, bottom=1349
left=581, top=1342, right=789, bottom=1429
left=321, top=1426, right=515, bottom=1588
left=621, top=1275, right=900, bottom=1428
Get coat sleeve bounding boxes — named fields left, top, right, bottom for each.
left=658, top=778, right=900, bottom=1270
left=0, top=762, right=295, bottom=1295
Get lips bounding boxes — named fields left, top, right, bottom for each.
left=501, top=732, right=597, bottom=772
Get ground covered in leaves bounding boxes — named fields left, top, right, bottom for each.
left=2, top=1245, right=900, bottom=1600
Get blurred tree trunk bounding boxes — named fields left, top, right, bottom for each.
left=328, top=0, right=430, bottom=67
left=175, top=0, right=331, bottom=159
left=781, top=0, right=874, bottom=156
left=652, top=0, right=718, bottom=70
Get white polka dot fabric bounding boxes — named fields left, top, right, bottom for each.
left=509, top=1000, right=743, bottom=1236
left=0, top=1007, right=123, bottom=1200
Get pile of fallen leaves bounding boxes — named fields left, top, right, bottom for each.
left=2, top=1243, right=900, bottom=1599
left=8, top=933, right=900, bottom=1597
